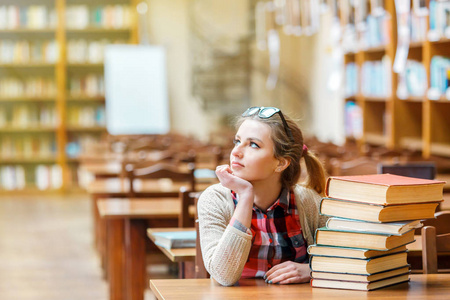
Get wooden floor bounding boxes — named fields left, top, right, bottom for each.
left=0, top=193, right=172, bottom=300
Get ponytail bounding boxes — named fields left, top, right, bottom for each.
left=302, top=149, right=327, bottom=196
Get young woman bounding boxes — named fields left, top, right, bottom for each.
left=197, top=106, right=328, bottom=286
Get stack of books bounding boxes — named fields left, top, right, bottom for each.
left=309, top=174, right=445, bottom=291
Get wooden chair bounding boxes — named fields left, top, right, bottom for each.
left=194, top=196, right=210, bottom=279
left=421, top=211, right=450, bottom=273
left=176, top=188, right=203, bottom=278
left=330, top=156, right=379, bottom=176
left=128, top=162, right=196, bottom=197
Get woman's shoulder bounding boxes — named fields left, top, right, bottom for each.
left=292, top=184, right=322, bottom=205
left=198, top=183, right=233, bottom=207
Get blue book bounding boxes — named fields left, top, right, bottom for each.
left=152, top=230, right=196, bottom=249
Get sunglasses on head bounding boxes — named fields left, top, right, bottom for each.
left=242, top=106, right=294, bottom=142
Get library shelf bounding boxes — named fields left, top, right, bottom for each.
left=0, top=127, right=57, bottom=133
left=0, top=0, right=138, bottom=192
left=66, top=96, right=105, bottom=102
left=0, top=97, right=56, bottom=103
left=66, top=126, right=106, bottom=132
left=343, top=0, right=450, bottom=158
left=0, top=157, right=57, bottom=164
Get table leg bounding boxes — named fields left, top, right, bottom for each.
left=106, top=218, right=126, bottom=300
left=125, top=219, right=147, bottom=300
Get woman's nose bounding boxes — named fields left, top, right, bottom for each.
left=231, top=146, right=242, bottom=158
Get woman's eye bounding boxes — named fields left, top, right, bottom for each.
left=233, top=139, right=241, bottom=145
left=250, top=142, right=260, bottom=148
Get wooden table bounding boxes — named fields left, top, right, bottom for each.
left=89, top=179, right=207, bottom=262
left=147, top=228, right=197, bottom=279
left=98, top=198, right=193, bottom=300
left=147, top=228, right=196, bottom=263
left=150, top=274, right=450, bottom=299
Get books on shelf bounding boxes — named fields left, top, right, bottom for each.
left=311, top=265, right=410, bottom=283
left=320, top=197, right=439, bottom=222
left=0, top=40, right=59, bottom=64
left=428, top=0, right=450, bottom=41
left=66, top=5, right=132, bottom=29
left=344, top=101, right=363, bottom=139
left=307, top=244, right=408, bottom=260
left=67, top=39, right=126, bottom=64
left=0, top=165, right=25, bottom=190
left=0, top=5, right=57, bottom=30
left=326, top=174, right=445, bottom=205
left=310, top=251, right=408, bottom=275
left=35, top=164, right=62, bottom=190
left=360, top=56, right=392, bottom=98
left=325, top=218, right=422, bottom=235
left=345, top=63, right=358, bottom=97
left=0, top=77, right=56, bottom=98
left=69, top=74, right=104, bottom=97
left=428, top=55, right=450, bottom=100
left=311, top=273, right=410, bottom=291
left=314, top=227, right=415, bottom=251
left=152, top=230, right=196, bottom=249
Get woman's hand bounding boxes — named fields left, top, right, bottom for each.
left=215, top=165, right=253, bottom=196
left=264, top=261, right=310, bottom=284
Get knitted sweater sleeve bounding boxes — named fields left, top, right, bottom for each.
left=294, top=185, right=329, bottom=247
left=197, top=184, right=253, bottom=286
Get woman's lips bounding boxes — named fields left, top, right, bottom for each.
left=231, top=161, right=244, bottom=168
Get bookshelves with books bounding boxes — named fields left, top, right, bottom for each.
left=341, top=0, right=450, bottom=158
left=0, top=0, right=138, bottom=192
left=0, top=0, right=61, bottom=192
left=309, top=173, right=445, bottom=291
left=64, top=0, right=137, bottom=189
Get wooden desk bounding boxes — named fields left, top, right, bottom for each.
left=98, top=198, right=189, bottom=300
left=147, top=228, right=196, bottom=263
left=150, top=274, right=450, bottom=299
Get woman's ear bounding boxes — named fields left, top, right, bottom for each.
left=276, top=158, right=290, bottom=172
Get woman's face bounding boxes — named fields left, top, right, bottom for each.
left=230, top=119, right=280, bottom=183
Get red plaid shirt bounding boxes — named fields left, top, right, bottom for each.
left=230, top=188, right=308, bottom=278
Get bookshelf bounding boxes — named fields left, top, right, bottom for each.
left=343, top=0, right=450, bottom=158
left=0, top=0, right=138, bottom=192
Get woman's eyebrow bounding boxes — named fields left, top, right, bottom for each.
left=247, top=137, right=264, bottom=144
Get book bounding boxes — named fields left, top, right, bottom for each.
left=326, top=174, right=445, bottom=205
left=311, top=273, right=410, bottom=291
left=152, top=230, right=196, bottom=249
left=311, top=265, right=410, bottom=282
left=320, top=197, right=439, bottom=222
left=325, top=217, right=422, bottom=235
left=307, top=244, right=408, bottom=259
left=314, top=227, right=415, bottom=250
left=310, top=252, right=408, bottom=275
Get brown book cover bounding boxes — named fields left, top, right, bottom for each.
left=320, top=197, right=439, bottom=222
left=326, top=174, right=445, bottom=205
left=314, top=227, right=415, bottom=250
left=311, top=273, right=410, bottom=291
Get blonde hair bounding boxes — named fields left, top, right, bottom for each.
left=236, top=111, right=327, bottom=195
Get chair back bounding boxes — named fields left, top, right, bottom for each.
left=179, top=188, right=201, bottom=228
left=330, top=157, right=378, bottom=176
left=421, top=211, right=450, bottom=274
left=194, top=196, right=210, bottom=279
left=128, top=162, right=196, bottom=197
left=378, top=162, right=436, bottom=180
